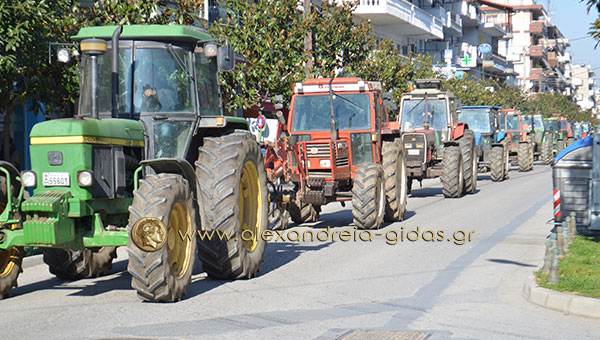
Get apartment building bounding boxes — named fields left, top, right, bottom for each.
left=570, top=64, right=597, bottom=112
left=479, top=0, right=572, bottom=94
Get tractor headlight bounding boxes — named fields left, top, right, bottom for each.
left=320, top=159, right=331, bottom=168
left=77, top=170, right=94, bottom=187
left=416, top=143, right=424, bottom=148
left=21, top=171, right=37, bottom=188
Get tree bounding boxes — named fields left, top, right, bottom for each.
left=311, top=0, right=374, bottom=77
left=209, top=0, right=309, bottom=111
left=583, top=0, right=600, bottom=46
left=0, top=0, right=76, bottom=161
left=443, top=76, right=526, bottom=109
left=353, top=39, right=436, bottom=116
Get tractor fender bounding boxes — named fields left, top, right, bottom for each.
left=450, top=123, right=467, bottom=140
left=140, top=158, right=197, bottom=195
left=0, top=161, right=21, bottom=183
left=494, top=131, right=506, bottom=143
left=474, top=131, right=482, bottom=146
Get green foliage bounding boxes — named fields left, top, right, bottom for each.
left=353, top=40, right=436, bottom=105
left=443, top=76, right=526, bottom=109
left=519, top=92, right=598, bottom=123
left=311, top=0, right=374, bottom=77
left=209, top=0, right=309, bottom=111
left=86, top=0, right=202, bottom=26
left=583, top=0, right=600, bottom=47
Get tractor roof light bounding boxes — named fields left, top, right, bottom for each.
left=21, top=171, right=37, bottom=188
left=80, top=38, right=107, bottom=56
left=358, top=80, right=366, bottom=91
left=295, top=82, right=303, bottom=94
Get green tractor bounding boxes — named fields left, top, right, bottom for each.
left=0, top=25, right=268, bottom=302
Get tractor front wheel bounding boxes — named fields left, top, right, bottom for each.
left=43, top=247, right=117, bottom=280
left=441, top=145, right=464, bottom=198
left=196, top=131, right=268, bottom=280
left=127, top=173, right=196, bottom=302
left=0, top=177, right=24, bottom=299
left=382, top=140, right=408, bottom=222
left=518, top=142, right=533, bottom=172
left=352, top=163, right=386, bottom=230
left=541, top=137, right=553, bottom=165
left=490, top=146, right=505, bottom=182
left=459, top=130, right=477, bottom=194
left=288, top=201, right=320, bottom=224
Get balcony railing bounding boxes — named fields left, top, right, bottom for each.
left=348, top=0, right=444, bottom=39
left=529, top=45, right=547, bottom=60
left=530, top=20, right=547, bottom=35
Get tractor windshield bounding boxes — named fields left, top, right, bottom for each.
left=546, top=120, right=559, bottom=132
left=560, top=120, right=568, bottom=130
left=533, top=115, right=544, bottom=131
left=291, top=93, right=371, bottom=132
left=400, top=98, right=447, bottom=132
left=506, top=115, right=520, bottom=131
left=79, top=44, right=203, bottom=117
left=458, top=109, right=491, bottom=133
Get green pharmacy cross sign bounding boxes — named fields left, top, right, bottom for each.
left=459, top=54, right=475, bottom=68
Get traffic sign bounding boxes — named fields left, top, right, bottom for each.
left=478, top=43, right=492, bottom=54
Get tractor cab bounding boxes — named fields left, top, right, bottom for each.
left=399, top=79, right=460, bottom=158
left=287, top=78, right=385, bottom=184
left=458, top=106, right=502, bottom=168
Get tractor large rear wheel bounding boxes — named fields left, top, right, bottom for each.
left=382, top=140, right=407, bottom=222
left=518, top=142, right=533, bottom=172
left=459, top=130, right=477, bottom=194
left=490, top=146, right=505, bottom=182
left=441, top=145, right=464, bottom=198
left=196, top=131, right=268, bottom=279
left=541, top=137, right=553, bottom=165
left=352, top=163, right=385, bottom=230
left=288, top=201, right=320, bottom=224
left=127, top=173, right=196, bottom=302
left=43, top=247, right=117, bottom=280
left=0, top=177, right=23, bottom=299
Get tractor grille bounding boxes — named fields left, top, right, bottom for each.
left=308, top=170, right=332, bottom=178
left=336, top=157, right=349, bottom=167
left=403, top=133, right=426, bottom=163
left=306, top=143, right=331, bottom=158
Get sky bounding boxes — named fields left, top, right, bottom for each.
left=549, top=0, right=600, bottom=81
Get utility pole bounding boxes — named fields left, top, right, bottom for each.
left=304, top=0, right=313, bottom=78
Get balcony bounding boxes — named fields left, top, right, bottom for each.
left=548, top=51, right=557, bottom=68
left=529, top=45, right=548, bottom=60
left=480, top=22, right=507, bottom=38
left=446, top=11, right=462, bottom=34
left=530, top=20, right=547, bottom=35
left=451, top=0, right=481, bottom=27
left=347, top=0, right=444, bottom=39
left=529, top=68, right=543, bottom=80
left=481, top=53, right=514, bottom=75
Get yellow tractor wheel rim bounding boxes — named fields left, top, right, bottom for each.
left=167, top=201, right=192, bottom=278
left=238, top=160, right=262, bottom=252
left=0, top=201, right=17, bottom=278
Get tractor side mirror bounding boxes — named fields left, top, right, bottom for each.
left=217, top=45, right=235, bottom=71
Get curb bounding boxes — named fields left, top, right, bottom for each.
left=522, top=274, right=600, bottom=318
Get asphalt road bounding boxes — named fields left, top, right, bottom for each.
left=2, top=164, right=599, bottom=340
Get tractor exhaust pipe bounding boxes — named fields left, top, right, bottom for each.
left=329, top=77, right=338, bottom=141
left=111, top=26, right=123, bottom=118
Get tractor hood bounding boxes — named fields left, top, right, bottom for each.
left=30, top=118, right=144, bottom=147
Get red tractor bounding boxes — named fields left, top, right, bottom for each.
left=398, top=79, right=477, bottom=198
left=499, top=109, right=534, bottom=172
left=265, top=77, right=408, bottom=230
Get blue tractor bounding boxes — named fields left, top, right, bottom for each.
left=458, top=106, right=509, bottom=181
